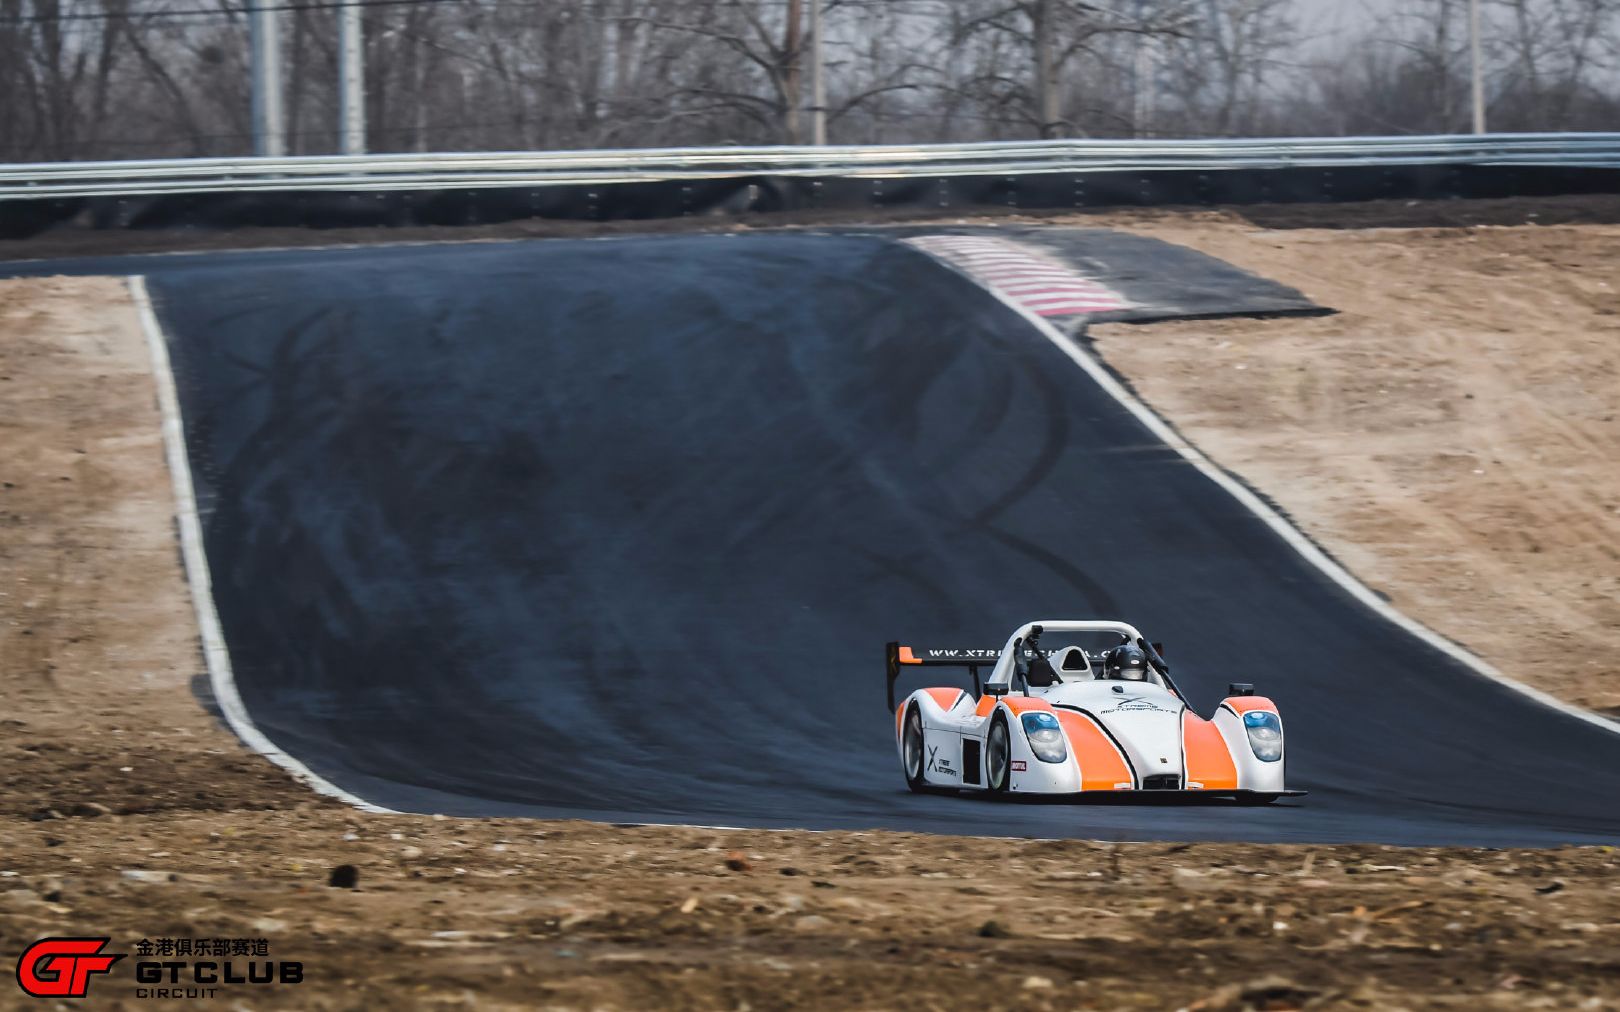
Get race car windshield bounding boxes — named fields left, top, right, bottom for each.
left=1008, top=632, right=1167, bottom=689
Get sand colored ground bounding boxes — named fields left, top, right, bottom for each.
left=2, top=217, right=1618, bottom=1010
left=3, top=813, right=1617, bottom=1010
left=1087, top=219, right=1620, bottom=719
left=0, top=277, right=315, bottom=821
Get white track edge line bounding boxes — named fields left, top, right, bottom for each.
left=948, top=263, right=1620, bottom=738
left=129, top=275, right=401, bottom=813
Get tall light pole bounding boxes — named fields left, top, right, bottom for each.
left=1133, top=34, right=1154, bottom=138
left=1469, top=0, right=1485, bottom=134
left=1035, top=0, right=1059, bottom=138
left=809, top=0, right=826, bottom=145
left=249, top=0, right=285, bottom=156
left=338, top=0, right=366, bottom=153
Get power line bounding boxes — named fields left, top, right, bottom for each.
left=9, top=0, right=946, bottom=43
left=0, top=0, right=462, bottom=25
left=1, top=0, right=944, bottom=26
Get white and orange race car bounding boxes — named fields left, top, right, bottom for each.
left=886, top=620, right=1303, bottom=804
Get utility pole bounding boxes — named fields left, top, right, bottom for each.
left=809, top=0, right=826, bottom=145
left=1035, top=0, right=1060, bottom=138
left=338, top=0, right=366, bottom=154
left=249, top=0, right=285, bottom=156
left=1133, top=34, right=1154, bottom=139
left=1468, top=0, right=1485, bottom=133
left=784, top=0, right=804, bottom=143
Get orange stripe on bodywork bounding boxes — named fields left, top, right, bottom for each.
left=895, top=704, right=905, bottom=741
left=923, top=687, right=965, bottom=712
left=999, top=696, right=1054, bottom=715
left=897, top=646, right=920, bottom=665
left=1054, top=710, right=1133, bottom=791
left=1222, top=696, right=1278, bottom=715
left=1181, top=711, right=1238, bottom=791
left=974, top=693, right=1053, bottom=719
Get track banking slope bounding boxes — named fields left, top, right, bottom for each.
left=139, top=234, right=1620, bottom=846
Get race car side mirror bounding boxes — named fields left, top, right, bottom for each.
left=983, top=683, right=1009, bottom=697
left=1227, top=682, right=1255, bottom=697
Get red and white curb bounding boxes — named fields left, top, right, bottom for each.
left=903, top=234, right=1130, bottom=318
left=971, top=276, right=1620, bottom=742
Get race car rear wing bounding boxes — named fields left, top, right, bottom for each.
left=885, top=638, right=1179, bottom=711
left=885, top=643, right=1006, bottom=712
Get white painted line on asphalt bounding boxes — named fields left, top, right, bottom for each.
left=129, top=275, right=401, bottom=813
left=963, top=274, right=1620, bottom=739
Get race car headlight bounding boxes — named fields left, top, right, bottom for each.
left=1243, top=711, right=1283, bottom=762
left=1021, top=712, right=1067, bottom=764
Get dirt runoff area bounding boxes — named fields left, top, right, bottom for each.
left=2, top=217, right=1620, bottom=1010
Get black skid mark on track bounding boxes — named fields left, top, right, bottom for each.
left=917, top=352, right=1015, bottom=474
left=977, top=524, right=1120, bottom=618
left=850, top=545, right=968, bottom=633
left=968, top=332, right=1072, bottom=526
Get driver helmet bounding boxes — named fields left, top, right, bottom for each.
left=1104, top=644, right=1150, bottom=681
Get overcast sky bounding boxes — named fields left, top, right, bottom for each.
left=1291, top=0, right=1410, bottom=54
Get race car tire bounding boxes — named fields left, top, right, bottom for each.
left=985, top=713, right=1011, bottom=797
left=1236, top=792, right=1281, bottom=806
left=903, top=704, right=927, bottom=793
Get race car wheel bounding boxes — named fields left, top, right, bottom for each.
left=986, top=714, right=1011, bottom=797
left=903, top=705, right=927, bottom=793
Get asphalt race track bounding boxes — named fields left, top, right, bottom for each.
left=76, top=233, right=1620, bottom=845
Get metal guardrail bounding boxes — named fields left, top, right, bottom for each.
left=2, top=133, right=1618, bottom=201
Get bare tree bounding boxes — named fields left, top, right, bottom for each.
left=0, top=0, right=1614, bottom=162
left=1488, top=0, right=1619, bottom=130
left=940, top=0, right=1199, bottom=138
left=1156, top=0, right=1297, bottom=137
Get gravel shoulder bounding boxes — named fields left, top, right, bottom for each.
left=2, top=218, right=1619, bottom=1010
